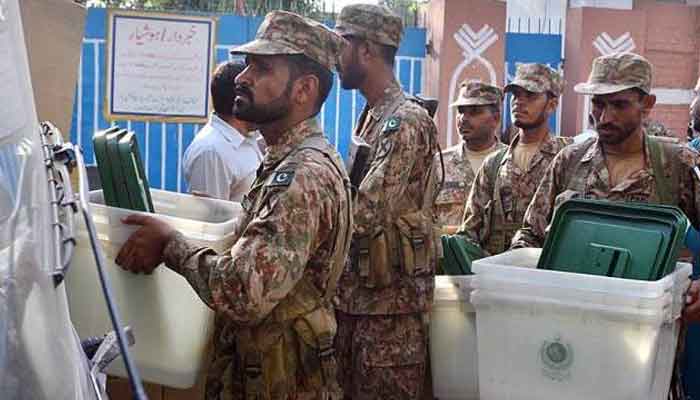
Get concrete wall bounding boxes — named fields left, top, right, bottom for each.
left=424, top=0, right=506, bottom=147
left=427, top=0, right=700, bottom=141
left=563, top=0, right=700, bottom=139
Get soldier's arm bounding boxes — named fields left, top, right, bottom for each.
left=456, top=162, right=492, bottom=252
left=510, top=152, right=564, bottom=249
left=162, top=160, right=331, bottom=325
left=679, top=146, right=700, bottom=228
left=354, top=111, right=434, bottom=235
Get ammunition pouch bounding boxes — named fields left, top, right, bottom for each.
left=395, top=212, right=435, bottom=278
left=355, top=211, right=437, bottom=289
left=356, top=228, right=393, bottom=289
left=236, top=278, right=341, bottom=400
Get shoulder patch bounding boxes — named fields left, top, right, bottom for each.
left=382, top=116, right=402, bottom=134
left=266, top=169, right=296, bottom=188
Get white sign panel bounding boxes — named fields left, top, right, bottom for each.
left=106, top=12, right=215, bottom=122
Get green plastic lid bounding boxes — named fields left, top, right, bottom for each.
left=538, top=199, right=688, bottom=281
left=117, top=132, right=154, bottom=213
left=441, top=235, right=486, bottom=275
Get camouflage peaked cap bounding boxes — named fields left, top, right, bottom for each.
left=451, top=81, right=503, bottom=107
left=574, top=52, right=652, bottom=95
left=230, top=11, right=345, bottom=72
left=504, top=63, right=563, bottom=97
left=335, top=4, right=403, bottom=48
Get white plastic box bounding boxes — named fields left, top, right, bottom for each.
left=430, top=249, right=540, bottom=400
left=471, top=249, right=691, bottom=400
left=66, top=189, right=242, bottom=388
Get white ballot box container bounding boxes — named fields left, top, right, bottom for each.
left=471, top=249, right=691, bottom=400
left=430, top=248, right=540, bottom=400
left=67, top=189, right=242, bottom=388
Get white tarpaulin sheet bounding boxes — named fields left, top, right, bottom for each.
left=0, top=0, right=98, bottom=398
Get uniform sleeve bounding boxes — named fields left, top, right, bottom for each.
left=678, top=147, right=700, bottom=229
left=162, top=164, right=328, bottom=325
left=510, top=151, right=565, bottom=249
left=185, top=149, right=234, bottom=200
left=456, top=162, right=492, bottom=251
left=354, top=114, right=433, bottom=235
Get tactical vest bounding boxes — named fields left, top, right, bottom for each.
left=353, top=95, right=439, bottom=289
left=235, top=134, right=352, bottom=400
left=562, top=135, right=680, bottom=205
left=482, top=137, right=571, bottom=255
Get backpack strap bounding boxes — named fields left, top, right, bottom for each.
left=486, top=147, right=508, bottom=193
left=294, top=136, right=353, bottom=303
left=647, top=135, right=680, bottom=205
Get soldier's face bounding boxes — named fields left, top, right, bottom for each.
left=234, top=55, right=293, bottom=124
left=510, top=87, right=556, bottom=130
left=337, top=36, right=366, bottom=90
left=591, top=89, right=655, bottom=145
left=456, top=105, right=499, bottom=142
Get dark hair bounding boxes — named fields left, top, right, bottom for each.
left=211, top=61, right=245, bottom=117
left=286, top=54, right=333, bottom=115
left=631, top=87, right=648, bottom=100
left=377, top=43, right=398, bottom=67
left=347, top=35, right=397, bottom=67
left=486, top=104, right=501, bottom=117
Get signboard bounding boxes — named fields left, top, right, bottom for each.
left=105, top=11, right=215, bottom=122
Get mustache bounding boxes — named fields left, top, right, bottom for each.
left=234, top=85, right=253, bottom=99
left=596, top=123, right=620, bottom=132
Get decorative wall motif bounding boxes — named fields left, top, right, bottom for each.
left=447, top=23, right=499, bottom=145
left=593, top=32, right=636, bottom=56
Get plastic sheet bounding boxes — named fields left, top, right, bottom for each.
left=0, top=0, right=99, bottom=398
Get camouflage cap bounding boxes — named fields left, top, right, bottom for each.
left=574, top=52, right=652, bottom=95
left=504, top=63, right=563, bottom=97
left=230, top=11, right=345, bottom=72
left=450, top=81, right=503, bottom=107
left=335, top=4, right=403, bottom=48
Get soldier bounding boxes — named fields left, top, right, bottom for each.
left=456, top=63, right=571, bottom=256
left=332, top=4, right=440, bottom=399
left=510, top=55, right=700, bottom=396
left=436, top=81, right=507, bottom=235
left=115, top=11, right=352, bottom=400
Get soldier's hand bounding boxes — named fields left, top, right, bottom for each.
left=683, top=280, right=700, bottom=323
left=116, top=214, right=177, bottom=274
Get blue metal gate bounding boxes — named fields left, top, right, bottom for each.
left=70, top=8, right=426, bottom=193
left=503, top=16, right=563, bottom=135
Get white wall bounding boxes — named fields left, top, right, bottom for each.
left=568, top=0, right=633, bottom=9
left=507, top=0, right=565, bottom=18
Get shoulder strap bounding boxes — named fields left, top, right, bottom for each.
left=487, top=147, right=508, bottom=193
left=295, top=136, right=353, bottom=303
left=647, top=135, right=680, bottom=205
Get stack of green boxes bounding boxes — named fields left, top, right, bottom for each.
left=537, top=199, right=688, bottom=281
left=93, top=128, right=154, bottom=213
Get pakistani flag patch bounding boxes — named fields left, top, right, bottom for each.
left=267, top=170, right=296, bottom=188
left=382, top=116, right=402, bottom=134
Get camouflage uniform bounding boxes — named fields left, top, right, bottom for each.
left=434, top=81, right=506, bottom=227
left=334, top=5, right=440, bottom=399
left=162, top=12, right=352, bottom=400
left=644, top=119, right=676, bottom=138
left=457, top=64, right=572, bottom=256
left=510, top=53, right=699, bottom=400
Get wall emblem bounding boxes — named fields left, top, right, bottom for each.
left=447, top=24, right=499, bottom=146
